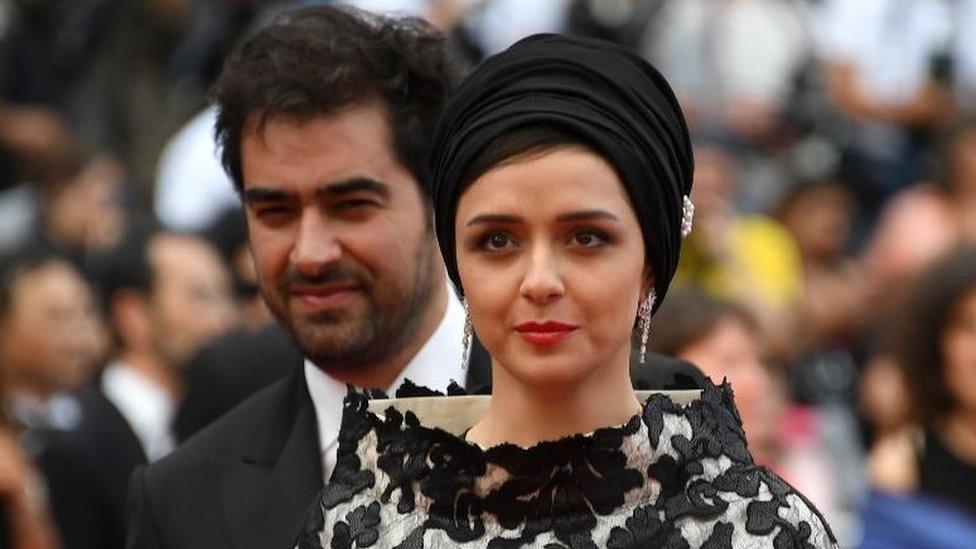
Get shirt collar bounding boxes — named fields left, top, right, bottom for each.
left=305, top=281, right=467, bottom=459
left=101, top=362, right=176, bottom=462
left=6, top=390, right=82, bottom=431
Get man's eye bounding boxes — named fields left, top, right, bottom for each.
left=336, top=199, right=378, bottom=210
left=479, top=232, right=516, bottom=251
left=257, top=206, right=293, bottom=220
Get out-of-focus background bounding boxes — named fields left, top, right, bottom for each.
left=1, top=0, right=975, bottom=547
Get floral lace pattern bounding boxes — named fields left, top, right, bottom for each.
left=298, top=381, right=836, bottom=548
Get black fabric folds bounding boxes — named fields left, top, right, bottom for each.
left=428, top=33, right=694, bottom=310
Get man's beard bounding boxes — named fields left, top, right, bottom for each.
left=262, top=243, right=438, bottom=371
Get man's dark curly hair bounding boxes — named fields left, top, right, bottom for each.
left=212, top=5, right=458, bottom=196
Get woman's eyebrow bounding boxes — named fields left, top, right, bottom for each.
left=555, top=210, right=620, bottom=223
left=466, top=210, right=621, bottom=226
left=466, top=214, right=522, bottom=226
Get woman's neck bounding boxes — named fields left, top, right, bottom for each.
left=467, top=348, right=641, bottom=448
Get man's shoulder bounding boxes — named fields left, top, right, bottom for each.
left=145, top=374, right=295, bottom=483
left=632, top=352, right=710, bottom=391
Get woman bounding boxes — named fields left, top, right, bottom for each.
left=863, top=117, right=976, bottom=300
left=861, top=247, right=976, bottom=547
left=300, top=34, right=835, bottom=548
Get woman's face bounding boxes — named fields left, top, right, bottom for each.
left=942, top=287, right=976, bottom=414
left=455, top=146, right=648, bottom=387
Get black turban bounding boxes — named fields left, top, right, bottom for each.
left=429, top=34, right=693, bottom=312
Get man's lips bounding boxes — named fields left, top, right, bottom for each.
left=514, top=321, right=578, bottom=347
left=290, top=285, right=362, bottom=311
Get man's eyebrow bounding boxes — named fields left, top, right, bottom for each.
left=318, top=177, right=391, bottom=199
left=243, top=187, right=292, bottom=204
left=242, top=178, right=391, bottom=204
left=555, top=210, right=620, bottom=223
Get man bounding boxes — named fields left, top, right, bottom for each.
left=0, top=251, right=105, bottom=432
left=0, top=251, right=105, bottom=548
left=126, top=7, right=476, bottom=549
left=39, top=229, right=235, bottom=549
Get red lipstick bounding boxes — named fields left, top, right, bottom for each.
left=514, top=321, right=577, bottom=347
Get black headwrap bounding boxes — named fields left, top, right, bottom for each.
left=429, top=34, right=693, bottom=311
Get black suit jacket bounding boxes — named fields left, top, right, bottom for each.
left=37, top=383, right=147, bottom=549
left=175, top=323, right=304, bottom=442
left=126, top=347, right=702, bottom=549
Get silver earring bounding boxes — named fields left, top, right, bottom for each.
left=681, top=195, right=695, bottom=238
left=638, top=289, right=656, bottom=364
left=461, top=298, right=472, bottom=370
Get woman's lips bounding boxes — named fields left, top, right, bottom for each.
left=514, top=321, right=578, bottom=347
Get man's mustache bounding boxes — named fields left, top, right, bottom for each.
left=279, top=263, right=372, bottom=291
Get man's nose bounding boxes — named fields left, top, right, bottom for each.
left=290, top=210, right=342, bottom=277
left=519, top=245, right=564, bottom=305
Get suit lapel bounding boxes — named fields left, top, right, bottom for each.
left=212, top=368, right=324, bottom=549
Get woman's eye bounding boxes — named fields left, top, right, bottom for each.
left=480, top=232, right=516, bottom=251
left=570, top=229, right=608, bottom=248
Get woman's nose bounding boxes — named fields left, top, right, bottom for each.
left=519, top=245, right=564, bottom=305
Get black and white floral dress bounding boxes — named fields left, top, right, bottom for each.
left=297, top=380, right=837, bottom=548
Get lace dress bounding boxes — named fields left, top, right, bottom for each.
left=297, top=381, right=836, bottom=548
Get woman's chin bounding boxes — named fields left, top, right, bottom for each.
left=499, top=354, right=596, bottom=389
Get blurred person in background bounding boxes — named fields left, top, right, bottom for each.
left=864, top=116, right=976, bottom=300
left=778, top=181, right=865, bottom=348
left=0, top=251, right=105, bottom=433
left=673, top=143, right=805, bottom=360
left=0, top=108, right=87, bottom=253
left=174, top=209, right=303, bottom=442
left=35, top=228, right=236, bottom=549
left=26, top=150, right=128, bottom=265
left=860, top=247, right=976, bottom=547
left=201, top=209, right=270, bottom=331
left=646, top=0, right=813, bottom=144
left=651, top=289, right=855, bottom=543
left=0, top=251, right=104, bottom=543
left=777, top=180, right=865, bottom=407
left=817, top=0, right=956, bottom=234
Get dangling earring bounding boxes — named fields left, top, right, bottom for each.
left=638, top=289, right=656, bottom=364
left=461, top=298, right=473, bottom=370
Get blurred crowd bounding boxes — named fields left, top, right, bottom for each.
left=1, top=0, right=976, bottom=547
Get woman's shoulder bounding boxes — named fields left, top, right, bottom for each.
left=711, top=465, right=838, bottom=547
left=634, top=382, right=838, bottom=547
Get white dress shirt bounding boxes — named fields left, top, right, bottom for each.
left=101, top=363, right=177, bottom=462
left=304, top=285, right=466, bottom=478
